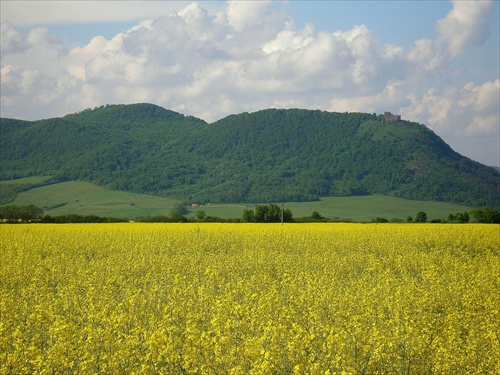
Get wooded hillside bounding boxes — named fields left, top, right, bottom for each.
left=1, top=103, right=498, bottom=207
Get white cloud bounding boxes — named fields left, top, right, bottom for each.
left=68, top=35, right=125, bottom=80
left=460, top=79, right=500, bottom=113
left=1, top=21, right=62, bottom=55
left=227, top=0, right=272, bottom=32
left=461, top=115, right=498, bottom=136
left=329, top=80, right=408, bottom=114
left=262, top=23, right=314, bottom=54
left=407, top=38, right=444, bottom=71
left=1, top=22, right=27, bottom=53
left=402, top=80, right=499, bottom=133
left=0, top=1, right=498, bottom=165
left=400, top=79, right=499, bottom=164
left=436, top=0, right=492, bottom=57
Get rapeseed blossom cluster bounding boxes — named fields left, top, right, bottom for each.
left=1, top=223, right=499, bottom=374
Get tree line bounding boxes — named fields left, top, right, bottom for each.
left=0, top=205, right=44, bottom=222
left=1, top=205, right=499, bottom=224
left=0, top=205, right=126, bottom=223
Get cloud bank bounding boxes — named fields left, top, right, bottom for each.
left=1, top=0, right=498, bottom=165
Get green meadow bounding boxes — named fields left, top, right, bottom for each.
left=189, top=196, right=474, bottom=222
left=3, top=180, right=179, bottom=219
left=2, top=179, right=474, bottom=221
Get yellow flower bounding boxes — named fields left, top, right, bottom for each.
left=1, top=223, right=498, bottom=373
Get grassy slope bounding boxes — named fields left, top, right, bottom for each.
left=8, top=181, right=181, bottom=219
left=5, top=180, right=474, bottom=221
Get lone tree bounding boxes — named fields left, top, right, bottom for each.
left=171, top=203, right=188, bottom=216
left=310, top=211, right=323, bottom=221
left=195, top=210, right=207, bottom=221
left=415, top=211, right=427, bottom=223
left=169, top=203, right=188, bottom=222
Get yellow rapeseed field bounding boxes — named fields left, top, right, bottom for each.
left=1, top=223, right=499, bottom=374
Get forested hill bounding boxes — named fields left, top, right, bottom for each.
left=1, top=103, right=498, bottom=208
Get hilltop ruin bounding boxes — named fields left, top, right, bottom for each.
left=381, top=112, right=402, bottom=124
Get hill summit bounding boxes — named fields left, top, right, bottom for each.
left=1, top=103, right=498, bottom=208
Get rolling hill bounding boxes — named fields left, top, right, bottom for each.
left=1, top=103, right=498, bottom=208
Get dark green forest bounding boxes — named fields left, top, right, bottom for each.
left=1, top=103, right=498, bottom=208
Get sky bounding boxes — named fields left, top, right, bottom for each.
left=1, top=1, right=499, bottom=166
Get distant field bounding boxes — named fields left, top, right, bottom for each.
left=190, top=196, right=474, bottom=222
left=3, top=179, right=475, bottom=221
left=5, top=181, right=181, bottom=219
left=283, top=195, right=475, bottom=222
